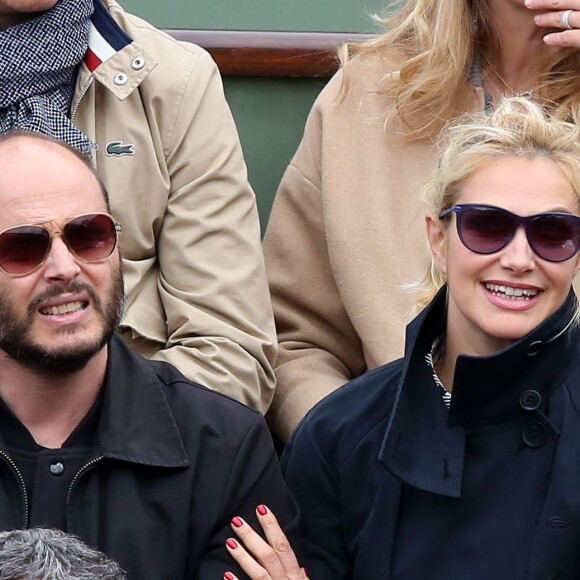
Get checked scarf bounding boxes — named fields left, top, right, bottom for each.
left=0, top=0, right=95, bottom=155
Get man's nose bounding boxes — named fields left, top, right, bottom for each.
left=41, top=235, right=82, bottom=281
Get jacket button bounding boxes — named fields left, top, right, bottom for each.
left=131, top=56, right=145, bottom=70
left=520, top=390, right=542, bottom=411
left=526, top=341, right=542, bottom=356
left=113, top=72, right=128, bottom=86
left=49, top=462, right=64, bottom=476
left=522, top=421, right=548, bottom=448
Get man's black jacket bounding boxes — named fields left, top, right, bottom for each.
left=0, top=335, right=300, bottom=579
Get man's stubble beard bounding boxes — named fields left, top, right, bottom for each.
left=0, top=266, right=125, bottom=377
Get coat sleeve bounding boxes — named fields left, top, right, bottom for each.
left=195, top=415, right=302, bottom=579
left=152, top=49, right=276, bottom=413
left=263, top=76, right=367, bottom=441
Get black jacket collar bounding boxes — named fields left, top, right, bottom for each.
left=0, top=336, right=190, bottom=469
left=88, top=335, right=190, bottom=468
left=379, top=286, right=579, bottom=497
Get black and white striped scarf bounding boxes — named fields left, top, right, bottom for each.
left=0, top=0, right=95, bottom=155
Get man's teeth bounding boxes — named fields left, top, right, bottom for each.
left=485, top=283, right=538, bottom=300
left=40, top=301, right=85, bottom=315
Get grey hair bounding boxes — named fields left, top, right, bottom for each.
left=0, top=528, right=126, bottom=580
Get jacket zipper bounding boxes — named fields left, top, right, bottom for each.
left=66, top=455, right=104, bottom=505
left=70, top=76, right=94, bottom=122
left=0, top=450, right=29, bottom=528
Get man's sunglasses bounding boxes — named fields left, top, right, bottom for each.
left=0, top=213, right=122, bottom=277
left=439, top=203, right=580, bottom=263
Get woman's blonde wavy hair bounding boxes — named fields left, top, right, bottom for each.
left=415, top=97, right=580, bottom=311
left=338, top=0, right=580, bottom=140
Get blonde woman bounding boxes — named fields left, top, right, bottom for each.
left=265, top=0, right=580, bottom=442
left=227, top=97, right=580, bottom=579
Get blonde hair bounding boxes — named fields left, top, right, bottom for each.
left=338, top=0, right=580, bottom=140
left=415, top=96, right=580, bottom=310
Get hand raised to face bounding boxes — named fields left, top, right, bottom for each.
left=525, top=0, right=580, bottom=46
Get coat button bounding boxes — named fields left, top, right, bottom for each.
left=113, top=72, right=128, bottom=86
left=49, top=462, right=64, bottom=476
left=131, top=56, right=145, bottom=70
left=522, top=421, right=548, bottom=448
left=520, top=390, right=542, bottom=411
left=526, top=341, right=542, bottom=356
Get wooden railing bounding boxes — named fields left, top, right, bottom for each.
left=166, top=30, right=375, bottom=77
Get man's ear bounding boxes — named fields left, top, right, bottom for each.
left=425, top=213, right=448, bottom=275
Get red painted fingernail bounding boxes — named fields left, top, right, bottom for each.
left=224, top=573, right=235, bottom=580
left=226, top=538, right=238, bottom=550
left=231, top=516, right=243, bottom=528
left=257, top=504, right=268, bottom=516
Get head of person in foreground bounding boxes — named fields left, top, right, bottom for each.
left=0, top=528, right=126, bottom=579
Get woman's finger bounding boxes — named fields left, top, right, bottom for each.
left=532, top=9, right=580, bottom=29
left=524, top=0, right=580, bottom=11
left=255, top=505, right=305, bottom=578
left=231, top=516, right=288, bottom=578
left=541, top=29, right=580, bottom=47
left=225, top=536, right=273, bottom=580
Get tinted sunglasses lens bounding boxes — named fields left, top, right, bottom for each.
left=0, top=226, right=50, bottom=275
left=63, top=214, right=118, bottom=262
left=528, top=214, right=580, bottom=262
left=458, top=207, right=515, bottom=254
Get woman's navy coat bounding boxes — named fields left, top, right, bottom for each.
left=282, top=289, right=580, bottom=580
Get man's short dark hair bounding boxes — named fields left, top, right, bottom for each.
left=0, top=528, right=126, bottom=579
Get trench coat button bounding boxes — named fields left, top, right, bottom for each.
left=520, top=390, right=542, bottom=411
left=522, top=421, right=548, bottom=448
left=113, top=72, right=128, bottom=86
left=49, top=462, right=64, bottom=476
left=131, top=56, right=145, bottom=70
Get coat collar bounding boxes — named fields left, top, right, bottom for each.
left=379, top=286, right=579, bottom=498
left=79, top=0, right=157, bottom=99
left=92, top=335, right=189, bottom=468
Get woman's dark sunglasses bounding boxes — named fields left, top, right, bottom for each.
left=439, top=203, right=580, bottom=263
left=0, top=213, right=122, bottom=277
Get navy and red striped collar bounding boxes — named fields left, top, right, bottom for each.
left=85, top=0, right=132, bottom=72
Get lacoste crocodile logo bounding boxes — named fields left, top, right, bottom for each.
left=105, top=141, right=135, bottom=157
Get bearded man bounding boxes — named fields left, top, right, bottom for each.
left=0, top=0, right=276, bottom=412
left=0, top=132, right=298, bottom=579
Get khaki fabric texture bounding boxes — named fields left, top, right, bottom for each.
left=73, top=0, right=276, bottom=412
left=264, top=52, right=484, bottom=440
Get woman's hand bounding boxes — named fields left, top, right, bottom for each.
left=223, top=505, right=308, bottom=580
left=525, top=0, right=580, bottom=47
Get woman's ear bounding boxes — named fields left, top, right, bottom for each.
left=425, top=213, right=448, bottom=275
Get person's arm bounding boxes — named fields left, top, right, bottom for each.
left=195, top=416, right=301, bottom=579
left=153, top=50, right=276, bottom=412
left=222, top=416, right=351, bottom=580
left=264, top=78, right=367, bottom=441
